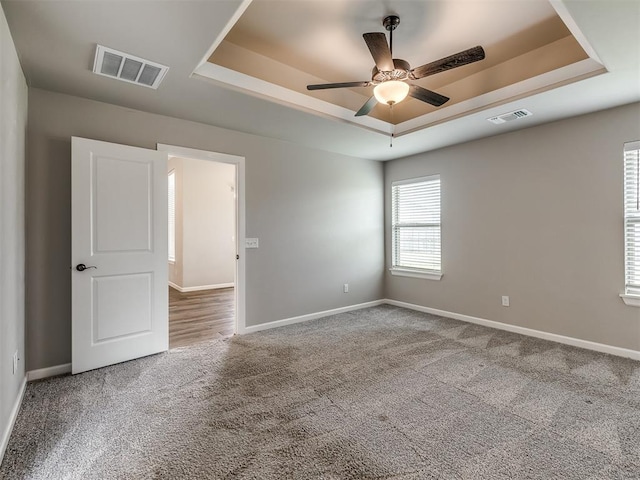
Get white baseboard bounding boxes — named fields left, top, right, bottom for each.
left=240, top=300, right=386, bottom=334
left=27, top=363, right=72, bottom=381
left=0, top=377, right=26, bottom=464
left=384, top=299, right=640, bottom=361
left=169, top=281, right=234, bottom=293
left=23, top=299, right=638, bottom=387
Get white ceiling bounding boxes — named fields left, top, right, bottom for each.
left=2, top=0, right=639, bottom=161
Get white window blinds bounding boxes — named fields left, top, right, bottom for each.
left=168, top=170, right=176, bottom=263
left=624, top=141, right=640, bottom=295
left=391, top=175, right=441, bottom=272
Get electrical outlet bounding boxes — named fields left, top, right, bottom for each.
left=501, top=296, right=510, bottom=307
left=12, top=351, right=18, bottom=375
left=343, top=283, right=349, bottom=293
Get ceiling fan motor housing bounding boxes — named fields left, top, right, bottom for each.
left=372, top=58, right=410, bottom=82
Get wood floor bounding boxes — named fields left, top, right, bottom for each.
left=169, top=286, right=235, bottom=349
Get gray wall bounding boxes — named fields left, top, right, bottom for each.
left=21, top=70, right=640, bottom=372
left=0, top=3, right=27, bottom=456
left=385, top=102, right=640, bottom=351
left=26, top=88, right=385, bottom=370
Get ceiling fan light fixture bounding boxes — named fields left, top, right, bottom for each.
left=373, top=80, right=409, bottom=105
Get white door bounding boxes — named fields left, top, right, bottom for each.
left=71, top=137, right=168, bottom=374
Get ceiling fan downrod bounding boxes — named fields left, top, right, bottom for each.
left=384, top=15, right=401, bottom=147
left=383, top=15, right=400, bottom=58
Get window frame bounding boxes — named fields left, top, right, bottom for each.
left=390, top=174, right=442, bottom=281
left=622, top=140, right=640, bottom=306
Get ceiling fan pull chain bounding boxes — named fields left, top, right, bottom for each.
left=390, top=104, right=394, bottom=147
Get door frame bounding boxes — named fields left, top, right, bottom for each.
left=157, top=144, right=246, bottom=334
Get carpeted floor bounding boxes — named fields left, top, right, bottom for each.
left=2, top=305, right=640, bottom=479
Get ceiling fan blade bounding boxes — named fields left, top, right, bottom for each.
left=355, top=96, right=378, bottom=117
left=363, top=33, right=394, bottom=71
left=307, top=81, right=371, bottom=91
left=409, top=85, right=450, bottom=107
left=411, top=46, right=485, bottom=79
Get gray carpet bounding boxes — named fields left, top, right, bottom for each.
left=2, top=305, right=640, bottom=479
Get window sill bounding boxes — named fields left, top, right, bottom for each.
left=620, top=294, right=640, bottom=307
left=389, top=268, right=442, bottom=281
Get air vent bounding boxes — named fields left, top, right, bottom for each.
left=487, top=109, right=533, bottom=125
left=93, top=45, right=169, bottom=89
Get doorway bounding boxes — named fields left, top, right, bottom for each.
left=157, top=144, right=246, bottom=346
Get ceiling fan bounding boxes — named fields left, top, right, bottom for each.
left=307, top=15, right=485, bottom=117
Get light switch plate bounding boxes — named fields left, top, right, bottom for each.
left=245, top=238, right=259, bottom=249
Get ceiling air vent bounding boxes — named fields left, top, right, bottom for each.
left=93, top=45, right=169, bottom=89
left=487, top=109, right=532, bottom=125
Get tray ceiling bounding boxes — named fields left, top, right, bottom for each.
left=196, top=0, right=604, bottom=136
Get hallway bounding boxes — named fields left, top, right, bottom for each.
left=169, top=287, right=234, bottom=348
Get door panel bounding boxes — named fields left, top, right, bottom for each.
left=92, top=273, right=153, bottom=342
left=72, top=137, right=168, bottom=374
left=94, top=155, right=152, bottom=252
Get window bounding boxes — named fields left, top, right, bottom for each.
left=391, top=175, right=442, bottom=280
left=623, top=141, right=640, bottom=304
left=168, top=170, right=176, bottom=263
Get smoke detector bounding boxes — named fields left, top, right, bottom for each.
left=93, top=45, right=169, bottom=89
left=487, top=109, right=533, bottom=124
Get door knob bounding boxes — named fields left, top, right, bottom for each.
left=76, top=264, right=97, bottom=272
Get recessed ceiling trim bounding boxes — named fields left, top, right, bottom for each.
left=395, top=57, right=606, bottom=137
left=194, top=55, right=605, bottom=138
left=549, top=0, right=604, bottom=66
left=193, top=62, right=390, bottom=133
left=192, top=0, right=254, bottom=74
